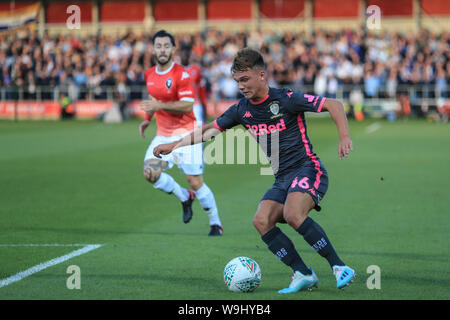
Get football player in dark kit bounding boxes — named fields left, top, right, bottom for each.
left=150, top=48, right=356, bottom=294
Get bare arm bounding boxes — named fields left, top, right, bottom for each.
left=140, top=98, right=194, bottom=114
left=139, top=111, right=155, bottom=138
left=153, top=121, right=221, bottom=158
left=321, top=98, right=353, bottom=160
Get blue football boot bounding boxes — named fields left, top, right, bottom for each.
left=278, top=268, right=318, bottom=294
left=333, top=265, right=356, bottom=289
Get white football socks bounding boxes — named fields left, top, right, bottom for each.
left=154, top=175, right=221, bottom=227
left=195, top=183, right=222, bottom=227
left=153, top=172, right=189, bottom=202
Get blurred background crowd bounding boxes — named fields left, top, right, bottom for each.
left=1, top=27, right=449, bottom=108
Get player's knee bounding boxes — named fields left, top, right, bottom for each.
left=252, top=215, right=264, bottom=232
left=282, top=210, right=295, bottom=227
left=283, top=208, right=308, bottom=228
left=186, top=175, right=203, bottom=191
left=253, top=214, right=273, bottom=235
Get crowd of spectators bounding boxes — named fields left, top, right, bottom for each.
left=0, top=27, right=449, bottom=107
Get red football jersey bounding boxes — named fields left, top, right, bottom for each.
left=144, top=62, right=196, bottom=137
left=185, top=64, right=203, bottom=105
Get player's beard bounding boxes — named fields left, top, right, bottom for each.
left=156, top=52, right=172, bottom=66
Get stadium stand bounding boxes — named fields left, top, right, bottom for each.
left=0, top=0, right=449, bottom=120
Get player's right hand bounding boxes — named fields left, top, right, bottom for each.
left=153, top=142, right=175, bottom=159
left=139, top=120, right=150, bottom=138
left=338, top=136, right=353, bottom=160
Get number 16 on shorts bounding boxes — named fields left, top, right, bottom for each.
left=290, top=176, right=322, bottom=203
left=291, top=176, right=310, bottom=189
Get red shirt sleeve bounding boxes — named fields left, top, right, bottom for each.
left=177, top=68, right=195, bottom=102
left=143, top=69, right=153, bottom=121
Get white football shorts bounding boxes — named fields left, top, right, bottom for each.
left=144, top=133, right=204, bottom=175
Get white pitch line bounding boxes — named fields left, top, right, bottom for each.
left=0, top=244, right=102, bottom=288
left=365, top=122, right=381, bottom=134
left=0, top=244, right=95, bottom=247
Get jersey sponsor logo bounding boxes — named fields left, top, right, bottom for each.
left=147, top=82, right=154, bottom=86
left=245, top=118, right=286, bottom=136
left=179, top=90, right=193, bottom=95
left=243, top=111, right=253, bottom=118
left=166, top=78, right=172, bottom=89
left=181, top=72, right=190, bottom=80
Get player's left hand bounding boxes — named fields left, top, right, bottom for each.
left=338, top=136, right=353, bottom=160
left=140, top=99, right=161, bottom=113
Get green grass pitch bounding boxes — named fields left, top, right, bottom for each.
left=0, top=116, right=449, bottom=300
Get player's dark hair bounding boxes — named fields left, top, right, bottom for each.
left=231, top=48, right=265, bottom=73
left=152, top=30, right=176, bottom=46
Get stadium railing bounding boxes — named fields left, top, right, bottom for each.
left=1, top=84, right=446, bottom=102
left=1, top=83, right=448, bottom=119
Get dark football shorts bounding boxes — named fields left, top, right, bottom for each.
left=261, top=164, right=329, bottom=211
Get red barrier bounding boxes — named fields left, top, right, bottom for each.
left=128, top=99, right=238, bottom=119
left=208, top=100, right=238, bottom=117
left=73, top=101, right=113, bottom=119
left=127, top=101, right=147, bottom=118
left=0, top=100, right=238, bottom=120
left=0, top=101, right=60, bottom=120
left=0, top=100, right=113, bottom=120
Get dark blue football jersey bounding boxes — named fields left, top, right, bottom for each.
left=214, top=87, right=327, bottom=177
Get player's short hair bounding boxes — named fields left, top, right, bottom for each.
left=152, top=30, right=175, bottom=46
left=231, top=48, right=265, bottom=73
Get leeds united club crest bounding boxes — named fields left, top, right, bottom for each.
left=269, top=101, right=283, bottom=119
left=269, top=101, right=280, bottom=115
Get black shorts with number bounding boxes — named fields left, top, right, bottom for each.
left=261, top=163, right=329, bottom=211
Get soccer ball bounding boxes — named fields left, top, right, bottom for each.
left=223, top=257, right=261, bottom=292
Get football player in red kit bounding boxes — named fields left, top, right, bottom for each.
left=139, top=30, right=223, bottom=236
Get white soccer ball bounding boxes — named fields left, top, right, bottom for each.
left=223, top=256, right=262, bottom=292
